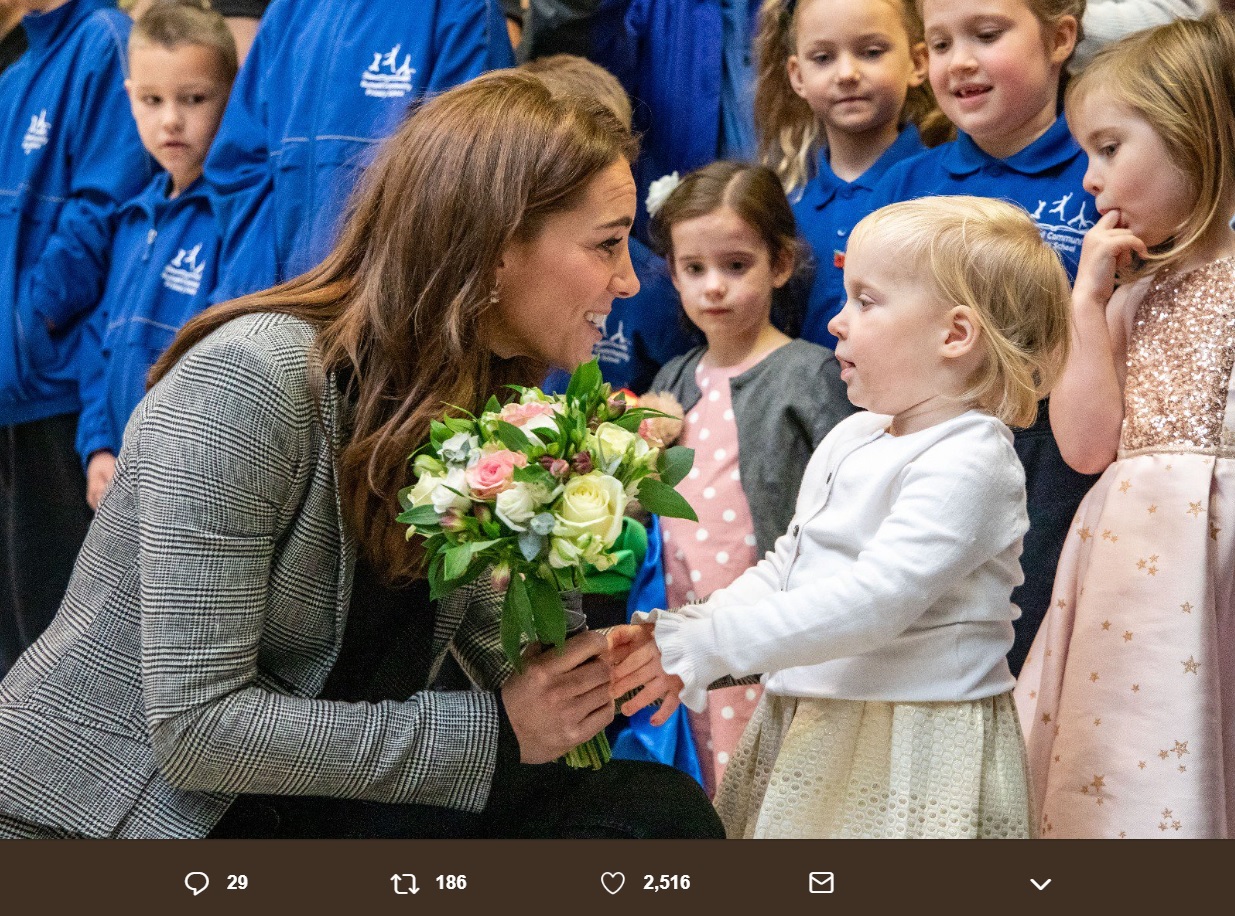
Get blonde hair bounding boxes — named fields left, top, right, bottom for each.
left=849, top=196, right=1071, bottom=428
left=130, top=0, right=238, bottom=84
left=521, top=54, right=633, bottom=131
left=1066, top=13, right=1235, bottom=278
left=756, top=0, right=950, bottom=195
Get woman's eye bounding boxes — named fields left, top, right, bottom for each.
left=598, top=237, right=622, bottom=254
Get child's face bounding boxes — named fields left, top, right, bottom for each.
left=126, top=41, right=232, bottom=195
left=831, top=238, right=968, bottom=432
left=787, top=0, right=927, bottom=146
left=1073, top=90, right=1195, bottom=250
left=668, top=207, right=792, bottom=350
left=923, top=0, right=1076, bottom=158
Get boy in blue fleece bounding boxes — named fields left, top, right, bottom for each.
left=77, top=0, right=236, bottom=510
left=0, top=0, right=151, bottom=673
left=205, top=0, right=515, bottom=301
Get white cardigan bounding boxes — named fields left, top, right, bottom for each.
left=642, top=410, right=1027, bottom=710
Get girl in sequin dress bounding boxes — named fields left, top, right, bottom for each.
left=1014, top=15, right=1235, bottom=838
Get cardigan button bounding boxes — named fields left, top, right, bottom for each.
left=792, top=525, right=800, bottom=537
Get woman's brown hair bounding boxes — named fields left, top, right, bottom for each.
left=152, top=70, right=639, bottom=582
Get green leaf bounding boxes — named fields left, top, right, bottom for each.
left=483, top=395, right=501, bottom=415
left=637, top=476, right=698, bottom=521
left=397, top=504, right=441, bottom=528
left=428, top=554, right=447, bottom=601
left=494, top=420, right=532, bottom=453
left=429, top=420, right=451, bottom=448
left=443, top=543, right=474, bottom=580
left=657, top=446, right=694, bottom=488
left=608, top=407, right=660, bottom=433
left=525, top=576, right=566, bottom=649
left=443, top=416, right=473, bottom=435
left=501, top=582, right=526, bottom=672
left=513, top=464, right=557, bottom=490
left=565, top=358, right=602, bottom=407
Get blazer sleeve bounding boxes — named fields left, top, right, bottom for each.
left=131, top=332, right=502, bottom=813
left=449, top=577, right=517, bottom=689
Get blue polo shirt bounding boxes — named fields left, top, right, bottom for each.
left=866, top=115, right=1093, bottom=282
left=793, top=125, right=925, bottom=348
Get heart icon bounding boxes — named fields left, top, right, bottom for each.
left=600, top=872, right=625, bottom=895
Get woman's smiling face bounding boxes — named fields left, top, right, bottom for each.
left=488, top=158, right=641, bottom=370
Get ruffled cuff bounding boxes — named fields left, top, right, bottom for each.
left=644, top=609, right=730, bottom=713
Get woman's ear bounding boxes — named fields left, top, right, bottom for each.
left=941, top=305, right=980, bottom=359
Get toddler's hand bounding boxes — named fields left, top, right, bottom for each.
left=1075, top=209, right=1149, bottom=306
left=608, top=622, right=685, bottom=725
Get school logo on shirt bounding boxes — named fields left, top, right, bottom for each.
left=21, top=110, right=51, bottom=154
left=162, top=244, right=206, bottom=296
left=594, top=316, right=631, bottom=367
left=361, top=45, right=416, bottom=99
left=1029, top=193, right=1094, bottom=265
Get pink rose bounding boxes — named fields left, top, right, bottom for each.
left=464, top=449, right=528, bottom=500
left=499, top=401, right=558, bottom=427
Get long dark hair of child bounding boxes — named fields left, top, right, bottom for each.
left=755, top=0, right=953, bottom=194
left=649, top=161, right=807, bottom=339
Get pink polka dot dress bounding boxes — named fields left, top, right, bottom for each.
left=661, top=349, right=771, bottom=796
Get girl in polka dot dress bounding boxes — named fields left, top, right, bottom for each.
left=612, top=196, right=1073, bottom=837
left=640, top=162, right=854, bottom=795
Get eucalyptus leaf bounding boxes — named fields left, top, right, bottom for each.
left=518, top=530, right=546, bottom=562
left=529, top=512, right=556, bottom=536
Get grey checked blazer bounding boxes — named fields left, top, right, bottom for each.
left=0, top=313, right=514, bottom=838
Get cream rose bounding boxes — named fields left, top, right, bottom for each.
left=553, top=471, right=626, bottom=550
left=430, top=467, right=471, bottom=514
left=592, top=422, right=649, bottom=472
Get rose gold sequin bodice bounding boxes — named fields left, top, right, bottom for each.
left=1120, top=258, right=1235, bottom=455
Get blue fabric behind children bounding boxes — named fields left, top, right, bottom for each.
left=75, top=175, right=220, bottom=465
left=0, top=0, right=152, bottom=428
left=610, top=515, right=704, bottom=785
left=793, top=125, right=925, bottom=349
left=205, top=0, right=514, bottom=301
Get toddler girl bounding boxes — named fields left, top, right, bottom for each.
left=613, top=196, right=1072, bottom=837
left=642, top=161, right=853, bottom=794
left=867, top=0, right=1097, bottom=675
left=755, top=0, right=945, bottom=347
left=1016, top=15, right=1235, bottom=838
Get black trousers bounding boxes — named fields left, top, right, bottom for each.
left=0, top=413, right=92, bottom=675
left=1009, top=404, right=1100, bottom=676
left=209, top=759, right=724, bottom=839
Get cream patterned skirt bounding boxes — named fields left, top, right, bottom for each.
left=714, top=692, right=1034, bottom=838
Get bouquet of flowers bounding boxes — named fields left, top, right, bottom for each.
left=397, top=360, right=697, bottom=768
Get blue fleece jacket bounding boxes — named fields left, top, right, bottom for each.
left=0, top=0, right=152, bottom=428
left=205, top=0, right=514, bottom=302
left=76, top=174, right=219, bottom=464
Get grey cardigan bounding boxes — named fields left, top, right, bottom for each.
left=649, top=339, right=856, bottom=557
left=0, top=313, right=513, bottom=838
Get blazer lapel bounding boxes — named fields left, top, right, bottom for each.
left=322, top=370, right=357, bottom=650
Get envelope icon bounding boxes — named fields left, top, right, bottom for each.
left=809, top=872, right=834, bottom=894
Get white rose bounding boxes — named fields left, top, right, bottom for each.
left=553, top=471, right=626, bottom=552
left=431, top=467, right=471, bottom=514
left=521, top=411, right=561, bottom=448
left=494, top=482, right=537, bottom=531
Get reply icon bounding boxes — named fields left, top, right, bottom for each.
left=184, top=872, right=210, bottom=896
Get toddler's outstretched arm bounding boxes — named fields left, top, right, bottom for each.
left=1051, top=210, right=1148, bottom=474
left=607, top=624, right=684, bottom=725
